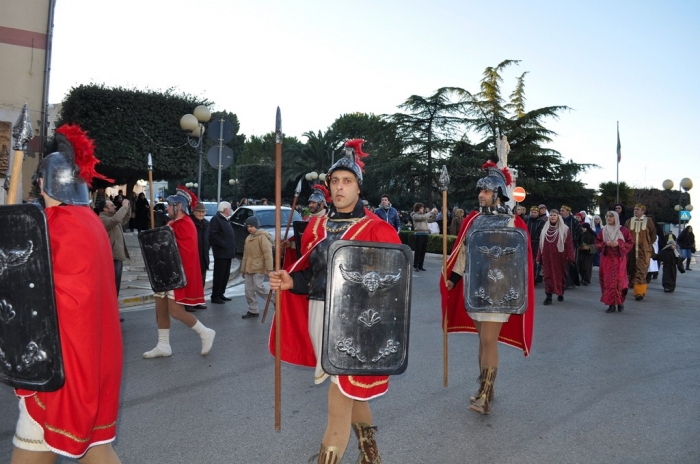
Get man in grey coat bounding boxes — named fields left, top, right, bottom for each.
left=99, top=198, right=131, bottom=296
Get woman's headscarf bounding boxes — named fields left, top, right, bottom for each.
left=539, top=209, right=569, bottom=252
left=602, top=210, right=624, bottom=243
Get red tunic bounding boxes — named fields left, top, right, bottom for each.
left=595, top=227, right=633, bottom=305
left=269, top=211, right=401, bottom=399
left=439, top=211, right=535, bottom=356
left=169, top=215, right=205, bottom=306
left=16, top=206, right=123, bottom=458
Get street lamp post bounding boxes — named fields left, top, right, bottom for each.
left=180, top=105, right=212, bottom=199
left=228, top=178, right=239, bottom=205
left=662, top=177, right=693, bottom=237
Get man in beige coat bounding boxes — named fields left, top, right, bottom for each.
left=241, top=216, right=273, bottom=319
left=99, top=198, right=131, bottom=296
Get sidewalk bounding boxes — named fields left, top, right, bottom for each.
left=118, top=231, right=242, bottom=310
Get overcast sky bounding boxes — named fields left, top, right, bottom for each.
left=49, top=0, right=700, bottom=205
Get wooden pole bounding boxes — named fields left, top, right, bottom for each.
left=262, top=177, right=302, bottom=324
left=439, top=166, right=450, bottom=388
left=148, top=154, right=155, bottom=229
left=274, top=107, right=283, bottom=430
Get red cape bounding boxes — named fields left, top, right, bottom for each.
left=170, top=215, right=205, bottom=305
left=269, top=211, right=401, bottom=399
left=16, top=206, right=123, bottom=458
left=439, top=211, right=535, bottom=356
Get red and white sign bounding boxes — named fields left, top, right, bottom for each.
left=512, top=186, right=526, bottom=203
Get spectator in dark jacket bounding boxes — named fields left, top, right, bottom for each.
left=208, top=201, right=236, bottom=304
left=375, top=194, right=401, bottom=232
left=186, top=202, right=210, bottom=311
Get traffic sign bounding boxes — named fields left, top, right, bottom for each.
left=680, top=210, right=691, bottom=221
left=207, top=118, right=236, bottom=143
left=207, top=145, right=234, bottom=169
left=512, top=186, right=526, bottom=202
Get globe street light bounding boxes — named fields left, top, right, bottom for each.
left=180, top=105, right=212, bottom=199
left=228, top=178, right=239, bottom=204
left=662, top=177, right=693, bottom=236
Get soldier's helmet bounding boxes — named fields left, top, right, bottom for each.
left=325, top=139, right=369, bottom=186
left=476, top=160, right=512, bottom=203
left=37, top=124, right=111, bottom=206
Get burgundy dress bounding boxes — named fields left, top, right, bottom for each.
left=537, top=226, right=575, bottom=296
left=595, top=227, right=633, bottom=305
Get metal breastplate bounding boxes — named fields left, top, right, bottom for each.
left=463, top=213, right=529, bottom=315
left=308, top=219, right=355, bottom=300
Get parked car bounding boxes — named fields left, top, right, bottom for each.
left=229, top=205, right=303, bottom=254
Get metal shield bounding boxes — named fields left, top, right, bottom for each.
left=464, top=214, right=529, bottom=314
left=322, top=240, right=412, bottom=376
left=138, top=226, right=186, bottom=292
left=292, top=220, right=308, bottom=255
left=0, top=204, right=64, bottom=391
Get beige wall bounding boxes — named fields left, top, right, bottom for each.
left=0, top=0, right=55, bottom=204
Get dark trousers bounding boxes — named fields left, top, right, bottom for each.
left=212, top=258, right=232, bottom=298
left=114, top=259, right=123, bottom=296
left=414, top=234, right=429, bottom=268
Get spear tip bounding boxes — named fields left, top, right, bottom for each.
left=275, top=107, right=282, bottom=144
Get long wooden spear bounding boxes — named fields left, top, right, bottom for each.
left=7, top=104, right=33, bottom=204
left=147, top=153, right=155, bottom=229
left=262, top=176, right=302, bottom=324
left=273, top=107, right=283, bottom=430
left=439, top=165, right=450, bottom=387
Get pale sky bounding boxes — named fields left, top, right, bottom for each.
left=49, top=0, right=700, bottom=200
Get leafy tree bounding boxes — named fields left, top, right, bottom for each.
left=456, top=60, right=595, bottom=211
left=597, top=181, right=634, bottom=213
left=281, top=129, right=342, bottom=202
left=56, top=84, right=213, bottom=197
left=330, top=113, right=407, bottom=207
left=387, top=87, right=469, bottom=206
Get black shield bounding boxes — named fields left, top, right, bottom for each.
left=0, top=204, right=64, bottom=391
left=292, top=220, right=308, bottom=255
left=138, top=226, right=186, bottom=292
left=464, top=214, right=529, bottom=314
left=322, top=240, right=412, bottom=376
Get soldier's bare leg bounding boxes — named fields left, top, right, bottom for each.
left=154, top=295, right=171, bottom=329
left=10, top=448, right=57, bottom=464
left=476, top=321, right=503, bottom=367
left=78, top=444, right=121, bottom=464
left=321, top=382, right=354, bottom=458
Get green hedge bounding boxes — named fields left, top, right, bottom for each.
left=399, top=231, right=459, bottom=254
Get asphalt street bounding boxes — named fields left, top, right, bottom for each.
left=1, top=254, right=699, bottom=463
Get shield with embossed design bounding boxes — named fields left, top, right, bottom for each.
left=138, top=226, right=186, bottom=292
left=0, top=204, right=64, bottom=391
left=322, top=240, right=412, bottom=375
left=464, top=214, right=529, bottom=314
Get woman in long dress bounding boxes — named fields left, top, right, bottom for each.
left=536, top=209, right=574, bottom=305
left=595, top=211, right=633, bottom=313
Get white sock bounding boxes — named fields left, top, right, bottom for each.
left=191, top=320, right=206, bottom=334
left=157, top=328, right=170, bottom=346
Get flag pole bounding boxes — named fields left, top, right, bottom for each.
left=616, top=121, right=620, bottom=204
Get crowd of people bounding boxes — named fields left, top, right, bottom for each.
left=6, top=124, right=696, bottom=463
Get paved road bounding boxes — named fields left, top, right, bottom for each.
left=1, top=254, right=699, bottom=463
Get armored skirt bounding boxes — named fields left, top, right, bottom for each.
left=15, top=206, right=123, bottom=458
